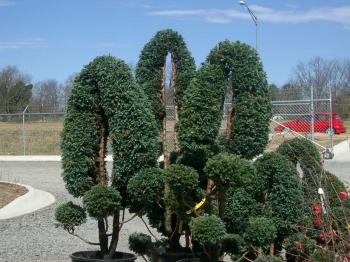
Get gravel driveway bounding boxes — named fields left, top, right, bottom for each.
left=0, top=162, right=152, bottom=262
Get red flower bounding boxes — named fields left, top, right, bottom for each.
left=340, top=191, right=348, bottom=200
left=294, top=240, right=303, bottom=249
left=313, top=218, right=324, bottom=226
left=320, top=232, right=327, bottom=241
left=312, top=203, right=321, bottom=214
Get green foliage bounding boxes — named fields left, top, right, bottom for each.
left=178, top=64, right=227, bottom=160
left=136, top=29, right=196, bottom=128
left=190, top=214, right=227, bottom=246
left=228, top=93, right=271, bottom=159
left=204, top=153, right=255, bottom=189
left=83, top=184, right=121, bottom=219
left=55, top=201, right=86, bottom=231
left=222, top=233, right=246, bottom=255
left=277, top=138, right=321, bottom=181
left=206, top=40, right=271, bottom=159
left=164, top=164, right=199, bottom=195
left=61, top=55, right=158, bottom=201
left=128, top=232, right=153, bottom=256
left=244, top=216, right=277, bottom=248
left=127, top=167, right=164, bottom=213
left=254, top=152, right=305, bottom=238
left=284, top=233, right=316, bottom=260
left=224, top=188, right=262, bottom=233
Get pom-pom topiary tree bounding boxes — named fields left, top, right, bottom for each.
left=55, top=55, right=158, bottom=260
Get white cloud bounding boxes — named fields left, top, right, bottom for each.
left=0, top=0, right=14, bottom=7
left=0, top=38, right=47, bottom=49
left=147, top=5, right=350, bottom=25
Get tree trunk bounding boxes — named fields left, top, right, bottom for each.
left=107, top=212, right=120, bottom=258
left=269, top=241, right=275, bottom=256
left=217, top=189, right=225, bottom=220
left=96, top=114, right=108, bottom=185
left=205, top=179, right=215, bottom=213
left=98, top=219, right=108, bottom=257
left=171, top=53, right=180, bottom=154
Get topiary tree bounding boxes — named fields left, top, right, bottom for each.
left=244, top=216, right=277, bottom=257
left=136, top=28, right=196, bottom=165
left=253, top=152, right=305, bottom=256
left=55, top=55, right=158, bottom=259
left=204, top=153, right=255, bottom=218
left=189, top=214, right=227, bottom=262
left=206, top=40, right=271, bottom=160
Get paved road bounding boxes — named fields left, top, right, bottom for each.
left=0, top=162, right=149, bottom=262
left=324, top=141, right=350, bottom=185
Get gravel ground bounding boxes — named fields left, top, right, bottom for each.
left=0, top=162, right=154, bottom=262
left=0, top=158, right=348, bottom=262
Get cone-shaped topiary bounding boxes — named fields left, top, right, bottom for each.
left=57, top=55, right=158, bottom=259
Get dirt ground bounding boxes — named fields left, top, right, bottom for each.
left=0, top=182, right=28, bottom=208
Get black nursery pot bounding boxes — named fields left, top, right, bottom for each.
left=70, top=251, right=136, bottom=262
left=151, top=248, right=197, bottom=262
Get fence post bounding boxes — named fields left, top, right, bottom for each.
left=310, top=85, right=315, bottom=142
left=22, top=105, right=29, bottom=155
left=329, top=86, right=334, bottom=152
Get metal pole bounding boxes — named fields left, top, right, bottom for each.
left=310, top=86, right=315, bottom=142
left=22, top=105, right=29, bottom=155
left=255, top=22, right=258, bottom=51
left=329, top=87, right=334, bottom=152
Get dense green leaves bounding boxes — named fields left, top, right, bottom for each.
left=55, top=201, right=86, bottom=231
left=190, top=214, right=227, bottom=246
left=204, top=153, right=255, bottom=188
left=128, top=232, right=153, bottom=256
left=164, top=164, right=199, bottom=195
left=127, top=167, right=164, bottom=213
left=277, top=138, right=321, bottom=181
left=228, top=93, right=271, bottom=159
left=61, top=55, right=158, bottom=199
left=224, top=188, right=262, bottom=233
left=178, top=64, right=227, bottom=162
left=254, top=152, right=305, bottom=238
left=83, top=184, right=121, bottom=219
left=207, top=40, right=271, bottom=159
left=244, top=216, right=277, bottom=248
left=136, top=29, right=196, bottom=128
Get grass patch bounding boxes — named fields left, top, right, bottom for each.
left=0, top=119, right=349, bottom=155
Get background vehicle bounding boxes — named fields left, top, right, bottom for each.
left=274, top=112, right=346, bottom=135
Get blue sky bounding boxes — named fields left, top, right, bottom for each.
left=0, top=0, right=349, bottom=86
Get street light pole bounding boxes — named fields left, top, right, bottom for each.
left=239, top=0, right=258, bottom=51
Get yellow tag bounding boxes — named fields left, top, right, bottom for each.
left=186, top=197, right=206, bottom=215
left=347, top=224, right=350, bottom=229
left=178, top=220, right=183, bottom=234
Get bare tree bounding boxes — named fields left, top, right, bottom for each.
left=0, top=66, right=32, bottom=113
left=31, top=80, right=62, bottom=112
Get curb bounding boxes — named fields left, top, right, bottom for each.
left=0, top=181, right=56, bottom=220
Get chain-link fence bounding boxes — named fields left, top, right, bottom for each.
left=0, top=89, right=348, bottom=156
